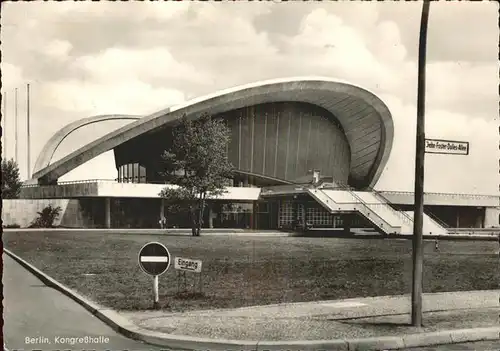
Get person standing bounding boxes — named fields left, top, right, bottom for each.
left=159, top=216, right=166, bottom=229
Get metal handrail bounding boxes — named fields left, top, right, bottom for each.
left=20, top=178, right=176, bottom=187
left=370, top=186, right=450, bottom=229
left=377, top=188, right=451, bottom=229
left=368, top=187, right=414, bottom=223
left=378, top=190, right=498, bottom=199
left=310, top=187, right=400, bottom=232
left=309, top=189, right=389, bottom=231
left=20, top=179, right=118, bottom=187
left=333, top=181, right=413, bottom=225
left=421, top=208, right=451, bottom=229
left=368, top=188, right=415, bottom=225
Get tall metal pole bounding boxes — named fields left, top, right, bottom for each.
left=2, top=92, right=6, bottom=160
left=27, top=83, right=31, bottom=179
left=412, top=0, right=431, bottom=328
left=14, top=88, right=18, bottom=164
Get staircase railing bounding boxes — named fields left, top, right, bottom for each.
left=366, top=186, right=415, bottom=225
left=372, top=188, right=450, bottom=229
left=422, top=208, right=451, bottom=229
left=333, top=182, right=413, bottom=226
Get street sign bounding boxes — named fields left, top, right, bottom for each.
left=174, top=257, right=202, bottom=273
left=425, top=138, right=469, bottom=155
left=138, top=242, right=171, bottom=276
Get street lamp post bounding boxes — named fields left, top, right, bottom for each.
left=27, top=83, right=31, bottom=179
left=412, top=0, right=431, bottom=328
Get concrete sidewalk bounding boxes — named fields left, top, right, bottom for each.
left=120, top=290, right=500, bottom=343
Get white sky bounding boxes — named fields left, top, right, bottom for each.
left=1, top=1, right=498, bottom=195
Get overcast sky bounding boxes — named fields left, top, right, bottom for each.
left=2, top=1, right=498, bottom=194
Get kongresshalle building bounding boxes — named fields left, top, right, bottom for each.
left=11, top=77, right=499, bottom=235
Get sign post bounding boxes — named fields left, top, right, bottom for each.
left=153, top=275, right=159, bottom=306
left=138, top=242, right=171, bottom=309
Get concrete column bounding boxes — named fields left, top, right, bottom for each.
left=293, top=200, right=300, bottom=230
left=343, top=214, right=351, bottom=235
left=160, top=199, right=165, bottom=218
left=105, top=197, right=111, bottom=229
left=484, top=207, right=500, bottom=228
left=303, top=201, right=308, bottom=231
left=252, top=202, right=258, bottom=230
left=476, top=209, right=484, bottom=228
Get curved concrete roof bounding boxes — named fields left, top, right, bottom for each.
left=32, top=77, right=394, bottom=188
left=33, top=114, right=140, bottom=175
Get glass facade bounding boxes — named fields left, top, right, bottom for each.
left=278, top=200, right=339, bottom=228
left=216, top=202, right=253, bottom=229
left=118, top=163, right=147, bottom=183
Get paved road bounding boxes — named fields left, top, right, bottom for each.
left=405, top=340, right=500, bottom=350
left=3, top=254, right=164, bottom=351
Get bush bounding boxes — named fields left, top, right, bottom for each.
left=30, top=205, right=62, bottom=228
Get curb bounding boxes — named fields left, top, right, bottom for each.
left=2, top=228, right=291, bottom=237
left=4, top=249, right=500, bottom=351
left=5, top=228, right=499, bottom=241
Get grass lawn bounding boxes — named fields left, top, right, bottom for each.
left=3, top=231, right=499, bottom=312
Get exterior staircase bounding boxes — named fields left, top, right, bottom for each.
left=261, top=185, right=449, bottom=236
left=309, top=188, right=448, bottom=235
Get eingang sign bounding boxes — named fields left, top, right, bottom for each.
left=425, top=139, right=469, bottom=155
left=174, top=257, right=202, bottom=273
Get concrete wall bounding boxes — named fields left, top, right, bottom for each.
left=380, top=191, right=498, bottom=207
left=19, top=182, right=99, bottom=199
left=2, top=199, right=70, bottom=228
left=222, top=102, right=352, bottom=184
left=2, top=199, right=101, bottom=228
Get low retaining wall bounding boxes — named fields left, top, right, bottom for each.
left=2, top=199, right=70, bottom=228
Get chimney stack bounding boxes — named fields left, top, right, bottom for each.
left=312, top=169, right=320, bottom=184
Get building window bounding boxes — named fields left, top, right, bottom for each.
left=123, top=164, right=129, bottom=182
left=306, top=205, right=334, bottom=227
left=118, top=163, right=148, bottom=183
left=139, top=165, right=146, bottom=183
left=132, top=164, right=139, bottom=182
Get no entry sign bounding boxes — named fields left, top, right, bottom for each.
left=138, top=242, right=171, bottom=276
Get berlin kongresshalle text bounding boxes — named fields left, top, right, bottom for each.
left=25, top=336, right=110, bottom=345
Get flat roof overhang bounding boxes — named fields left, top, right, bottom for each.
left=32, top=77, right=394, bottom=188
left=19, top=181, right=262, bottom=201
left=19, top=182, right=499, bottom=208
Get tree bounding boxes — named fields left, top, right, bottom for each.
left=159, top=113, right=234, bottom=236
left=2, top=158, right=22, bottom=199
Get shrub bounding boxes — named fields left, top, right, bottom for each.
left=30, top=205, right=62, bottom=228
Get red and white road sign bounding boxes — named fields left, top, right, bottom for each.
left=138, top=242, right=171, bottom=276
